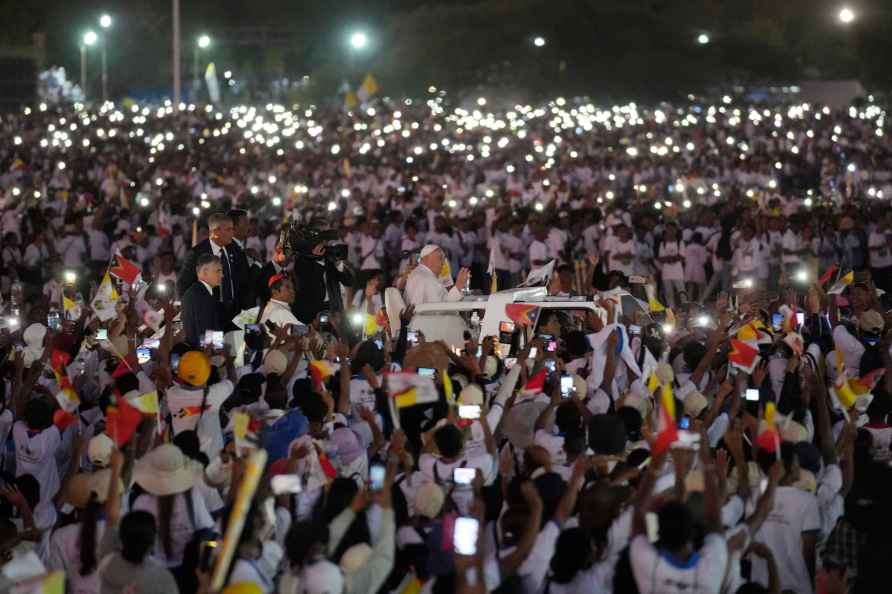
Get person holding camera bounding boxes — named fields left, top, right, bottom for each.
left=290, top=230, right=354, bottom=324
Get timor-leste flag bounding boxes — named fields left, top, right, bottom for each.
left=729, top=339, right=759, bottom=374
left=652, top=383, right=678, bottom=456
left=109, top=253, right=141, bottom=286
left=505, top=304, right=538, bottom=326
left=309, top=359, right=335, bottom=385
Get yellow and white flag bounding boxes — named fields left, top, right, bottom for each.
left=356, top=73, right=380, bottom=103
left=387, top=373, right=439, bottom=409
left=91, top=272, right=120, bottom=322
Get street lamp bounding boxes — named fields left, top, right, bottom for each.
left=838, top=6, right=856, bottom=24
left=533, top=36, right=546, bottom=48
left=697, top=33, right=711, bottom=45
left=98, top=15, right=112, bottom=102
left=81, top=30, right=98, bottom=100
left=193, top=35, right=211, bottom=100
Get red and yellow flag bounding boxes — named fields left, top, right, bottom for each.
left=505, top=303, right=539, bottom=326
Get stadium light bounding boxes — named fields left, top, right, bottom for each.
left=533, top=36, right=546, bottom=48
left=838, top=7, right=856, bottom=24
left=99, top=14, right=112, bottom=29
left=83, top=30, right=98, bottom=46
left=697, top=33, right=710, bottom=45
left=198, top=34, right=211, bottom=49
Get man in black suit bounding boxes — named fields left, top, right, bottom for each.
left=177, top=212, right=250, bottom=320
left=182, top=254, right=224, bottom=347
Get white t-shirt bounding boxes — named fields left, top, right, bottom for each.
left=732, top=238, right=764, bottom=275
left=492, top=520, right=561, bottom=594
left=13, top=422, right=61, bottom=509
left=46, top=520, right=107, bottom=594
left=782, top=230, right=803, bottom=265
left=132, top=489, right=215, bottom=568
left=530, top=240, right=549, bottom=266
left=605, top=237, right=637, bottom=275
left=750, top=486, right=820, bottom=594
left=533, top=429, right=567, bottom=466
left=543, top=560, right=610, bottom=594
left=166, top=380, right=234, bottom=456
left=658, top=241, right=685, bottom=281
left=629, top=533, right=728, bottom=594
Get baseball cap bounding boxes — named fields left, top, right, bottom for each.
left=177, top=351, right=211, bottom=386
left=301, top=560, right=344, bottom=594
left=88, top=433, right=115, bottom=467
left=419, top=244, right=441, bottom=258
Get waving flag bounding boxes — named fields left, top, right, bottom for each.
left=364, top=310, right=388, bottom=336
left=62, top=295, right=81, bottom=319
left=818, top=263, right=838, bottom=287
left=648, top=295, right=666, bottom=313
left=729, top=339, right=759, bottom=374
left=442, top=369, right=454, bottom=403
left=756, top=402, right=781, bottom=454
left=106, top=396, right=142, bottom=448
left=522, top=367, right=548, bottom=395
left=128, top=391, right=159, bottom=414
left=50, top=349, right=80, bottom=412
left=91, top=272, right=120, bottom=322
left=387, top=373, right=439, bottom=408
left=505, top=304, right=539, bottom=326
left=828, top=270, right=854, bottom=296
left=109, top=253, right=141, bottom=286
left=736, top=320, right=765, bottom=342
left=309, top=359, right=335, bottom=385
left=652, top=383, right=678, bottom=456
left=852, top=368, right=885, bottom=395
left=356, top=73, right=380, bottom=103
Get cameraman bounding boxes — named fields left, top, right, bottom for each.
left=291, top=233, right=354, bottom=324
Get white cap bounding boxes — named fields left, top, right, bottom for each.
left=301, top=560, right=344, bottom=594
left=420, top=244, right=441, bottom=258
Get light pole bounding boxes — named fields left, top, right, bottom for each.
left=99, top=14, right=112, bottom=102
left=81, top=30, right=97, bottom=100
left=194, top=35, right=211, bottom=101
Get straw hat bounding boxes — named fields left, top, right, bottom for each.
left=132, top=444, right=199, bottom=496
left=301, top=560, right=344, bottom=594
left=683, top=391, right=709, bottom=418
left=62, top=469, right=120, bottom=508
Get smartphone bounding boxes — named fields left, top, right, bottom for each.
left=370, top=464, right=386, bottom=491
left=795, top=312, right=805, bottom=327
left=291, top=324, right=309, bottom=337
left=546, top=340, right=558, bottom=353
left=47, top=311, right=61, bottom=331
left=645, top=512, right=659, bottom=543
left=199, top=540, right=218, bottom=572
left=418, top=367, right=436, bottom=377
left=142, top=338, right=161, bottom=349
left=453, top=467, right=475, bottom=485
left=319, top=313, right=330, bottom=324
left=407, top=330, right=418, bottom=346
left=746, top=388, right=760, bottom=402
left=453, top=517, right=479, bottom=556
left=504, top=357, right=517, bottom=370
left=528, top=347, right=538, bottom=359
left=544, top=359, right=556, bottom=372
left=204, top=330, right=224, bottom=350
left=629, top=324, right=641, bottom=335
left=170, top=353, right=181, bottom=373
left=499, top=321, right=515, bottom=334
left=560, top=374, right=574, bottom=398
left=374, top=338, right=384, bottom=349
left=96, top=328, right=108, bottom=341
left=458, top=405, right=481, bottom=420
left=475, top=345, right=482, bottom=357
left=136, top=347, right=151, bottom=365
left=678, top=415, right=691, bottom=430
left=271, top=474, right=303, bottom=495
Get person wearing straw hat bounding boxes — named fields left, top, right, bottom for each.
left=46, top=469, right=119, bottom=593
left=130, top=444, right=215, bottom=585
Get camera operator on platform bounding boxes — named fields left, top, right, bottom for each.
left=289, top=228, right=354, bottom=324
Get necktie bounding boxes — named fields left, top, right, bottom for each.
left=221, top=248, right=233, bottom=303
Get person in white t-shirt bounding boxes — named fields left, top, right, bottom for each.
left=629, top=437, right=728, bottom=594
left=867, top=215, right=892, bottom=294
left=750, top=444, right=821, bottom=594
left=604, top=224, right=638, bottom=276
left=731, top=223, right=764, bottom=287
left=657, top=222, right=687, bottom=308
left=165, top=351, right=234, bottom=457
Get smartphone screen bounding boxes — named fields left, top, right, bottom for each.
left=528, top=347, right=538, bottom=359
left=47, top=312, right=61, bottom=331
left=170, top=353, right=181, bottom=373
left=453, top=467, right=475, bottom=485
left=504, top=357, right=517, bottom=370
left=678, top=415, right=691, bottom=430
left=142, top=338, right=161, bottom=349
left=629, top=324, right=641, bottom=335
left=795, top=312, right=805, bottom=327
left=453, top=517, right=479, bottom=555
left=499, top=321, right=515, bottom=334
left=136, top=347, right=151, bottom=365
left=544, top=359, right=556, bottom=372
left=458, top=405, right=481, bottom=420
left=370, top=464, right=385, bottom=491
left=560, top=374, right=573, bottom=398
left=407, top=330, right=418, bottom=346
left=771, top=313, right=784, bottom=331
left=418, top=367, right=436, bottom=377
left=271, top=474, right=303, bottom=495
left=547, top=340, right=558, bottom=352
left=746, top=388, right=760, bottom=402
left=96, top=328, right=108, bottom=341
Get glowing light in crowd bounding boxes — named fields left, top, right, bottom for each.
left=533, top=36, right=546, bottom=48
left=350, top=31, right=368, bottom=50
left=838, top=6, right=855, bottom=24
left=697, top=33, right=710, bottom=45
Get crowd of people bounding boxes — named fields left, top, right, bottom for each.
left=0, top=92, right=888, bottom=594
